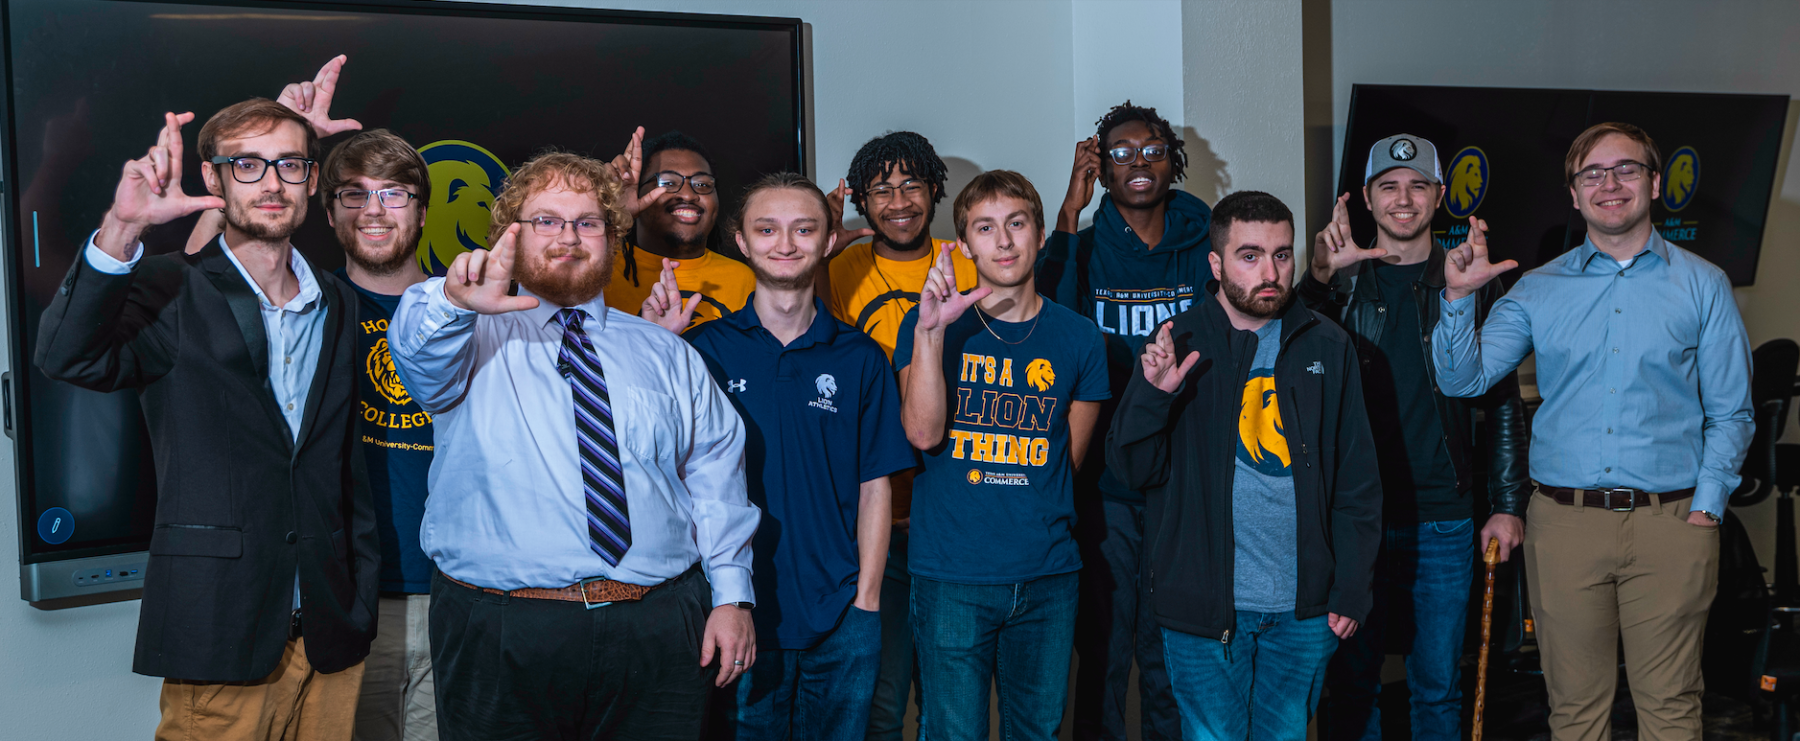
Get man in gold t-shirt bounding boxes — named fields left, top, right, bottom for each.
left=820, top=131, right=976, bottom=741
left=604, top=129, right=753, bottom=329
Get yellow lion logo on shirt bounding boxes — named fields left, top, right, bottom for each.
left=1238, top=373, right=1290, bottom=475
left=366, top=338, right=412, bottom=407
left=1026, top=359, right=1056, bottom=392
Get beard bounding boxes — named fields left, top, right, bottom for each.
left=224, top=192, right=305, bottom=241
left=335, top=217, right=421, bottom=277
left=1222, top=277, right=1291, bottom=319
left=873, top=202, right=936, bottom=253
left=516, top=243, right=611, bottom=308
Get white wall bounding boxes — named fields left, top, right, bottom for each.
left=1325, top=0, right=1800, bottom=573
left=1182, top=0, right=1309, bottom=234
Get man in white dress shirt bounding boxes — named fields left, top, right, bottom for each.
left=388, top=151, right=759, bottom=741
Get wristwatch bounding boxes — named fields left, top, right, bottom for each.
left=733, top=602, right=754, bottom=610
left=1699, top=510, right=1723, bottom=524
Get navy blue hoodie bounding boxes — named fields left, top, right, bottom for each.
left=1040, top=189, right=1212, bottom=503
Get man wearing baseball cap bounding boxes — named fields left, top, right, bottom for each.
left=1300, top=134, right=1529, bottom=740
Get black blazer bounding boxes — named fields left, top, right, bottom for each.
left=35, top=240, right=378, bottom=682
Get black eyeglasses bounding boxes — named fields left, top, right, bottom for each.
left=641, top=171, right=716, bottom=196
left=1107, top=144, right=1168, bottom=166
left=334, top=189, right=417, bottom=209
left=210, top=155, right=315, bottom=185
left=866, top=179, right=927, bottom=204
left=1574, top=161, right=1651, bottom=187
left=517, top=216, right=608, bottom=237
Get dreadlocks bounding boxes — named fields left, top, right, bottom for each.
left=845, top=131, right=948, bottom=219
left=1094, top=100, right=1188, bottom=184
left=623, top=130, right=716, bottom=286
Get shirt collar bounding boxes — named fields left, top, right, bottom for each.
left=724, top=293, right=839, bottom=347
left=1576, top=229, right=1668, bottom=271
left=216, top=235, right=321, bottom=311
left=522, top=286, right=610, bottom=332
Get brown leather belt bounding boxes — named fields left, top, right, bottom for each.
left=443, top=572, right=665, bottom=609
left=1536, top=484, right=1695, bottom=511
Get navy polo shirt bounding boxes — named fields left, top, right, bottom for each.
left=684, top=296, right=916, bottom=650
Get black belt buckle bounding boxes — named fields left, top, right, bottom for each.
left=1603, top=488, right=1638, bottom=512
left=288, top=609, right=303, bottom=640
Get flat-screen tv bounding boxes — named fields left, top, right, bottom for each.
left=4, top=0, right=803, bottom=599
left=1338, top=84, right=1787, bottom=287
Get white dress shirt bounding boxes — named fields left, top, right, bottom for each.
left=86, top=234, right=325, bottom=608
left=388, top=279, right=756, bottom=605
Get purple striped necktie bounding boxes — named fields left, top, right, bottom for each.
left=555, top=308, right=631, bottom=566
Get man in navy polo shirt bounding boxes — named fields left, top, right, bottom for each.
left=667, top=173, right=914, bottom=741
left=896, top=170, right=1108, bottom=740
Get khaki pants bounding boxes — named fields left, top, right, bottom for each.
left=354, top=595, right=437, bottom=741
left=1525, top=489, right=1719, bottom=741
left=156, top=638, right=365, bottom=741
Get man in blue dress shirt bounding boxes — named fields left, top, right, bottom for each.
left=1433, top=121, right=1753, bottom=741
left=653, top=173, right=914, bottom=740
left=388, top=152, right=759, bottom=741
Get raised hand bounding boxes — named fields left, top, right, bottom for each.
left=444, top=223, right=540, bottom=314
left=1141, top=321, right=1201, bottom=394
left=640, top=257, right=703, bottom=333
left=97, top=112, right=227, bottom=260
left=915, top=241, right=989, bottom=332
left=1310, top=192, right=1387, bottom=283
left=1056, top=136, right=1102, bottom=233
left=824, top=178, right=875, bottom=257
left=277, top=55, right=362, bottom=138
left=1443, top=216, right=1516, bottom=301
left=608, top=126, right=670, bottom=218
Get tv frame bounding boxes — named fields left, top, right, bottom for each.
left=1, top=0, right=806, bottom=601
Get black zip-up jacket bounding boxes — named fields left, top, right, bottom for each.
left=1108, top=290, right=1383, bottom=640
left=1295, top=245, right=1529, bottom=518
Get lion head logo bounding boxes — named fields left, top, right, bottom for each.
left=366, top=338, right=412, bottom=407
left=1445, top=147, right=1488, bottom=219
left=417, top=141, right=510, bottom=276
left=967, top=469, right=983, bottom=485
left=1663, top=146, right=1698, bottom=212
left=815, top=373, right=838, bottom=399
left=1026, top=359, right=1055, bottom=392
left=1237, top=373, right=1290, bottom=476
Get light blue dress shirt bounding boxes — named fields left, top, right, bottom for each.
left=387, top=279, right=756, bottom=605
left=86, top=234, right=326, bottom=606
left=1432, top=231, right=1752, bottom=519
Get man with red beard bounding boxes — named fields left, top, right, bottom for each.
left=1108, top=191, right=1381, bottom=741
left=387, top=152, right=758, bottom=741
left=36, top=99, right=378, bottom=739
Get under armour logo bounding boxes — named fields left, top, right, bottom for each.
left=1307, top=361, right=1324, bottom=375
left=728, top=379, right=748, bottom=393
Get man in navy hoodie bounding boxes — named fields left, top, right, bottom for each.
left=1039, top=101, right=1211, bottom=741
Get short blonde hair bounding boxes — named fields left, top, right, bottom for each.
left=1565, top=122, right=1661, bottom=186
left=487, top=151, right=630, bottom=245
left=953, top=170, right=1044, bottom=241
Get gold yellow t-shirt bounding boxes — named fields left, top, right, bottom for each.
left=825, top=238, right=979, bottom=522
left=605, top=240, right=755, bottom=331
left=825, top=239, right=980, bottom=361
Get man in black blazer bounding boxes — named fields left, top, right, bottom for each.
left=35, top=98, right=377, bottom=740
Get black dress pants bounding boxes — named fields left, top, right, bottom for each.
left=430, top=567, right=713, bottom=741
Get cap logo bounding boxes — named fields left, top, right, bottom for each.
left=1389, top=139, right=1417, bottom=161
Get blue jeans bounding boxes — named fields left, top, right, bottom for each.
left=1325, top=518, right=1476, bottom=741
left=912, top=571, right=1079, bottom=741
left=868, top=526, right=916, bottom=741
left=719, top=605, right=882, bottom=741
left=1162, top=611, right=1339, bottom=741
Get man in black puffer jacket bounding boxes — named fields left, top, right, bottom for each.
left=1108, top=191, right=1382, bottom=741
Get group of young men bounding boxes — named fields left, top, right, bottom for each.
left=36, top=54, right=1752, bottom=741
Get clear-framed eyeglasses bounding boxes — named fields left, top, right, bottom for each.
left=333, top=189, right=417, bottom=209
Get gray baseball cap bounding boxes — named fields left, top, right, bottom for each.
left=1364, top=134, right=1442, bottom=185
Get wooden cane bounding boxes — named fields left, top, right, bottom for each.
left=1473, top=537, right=1502, bottom=741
